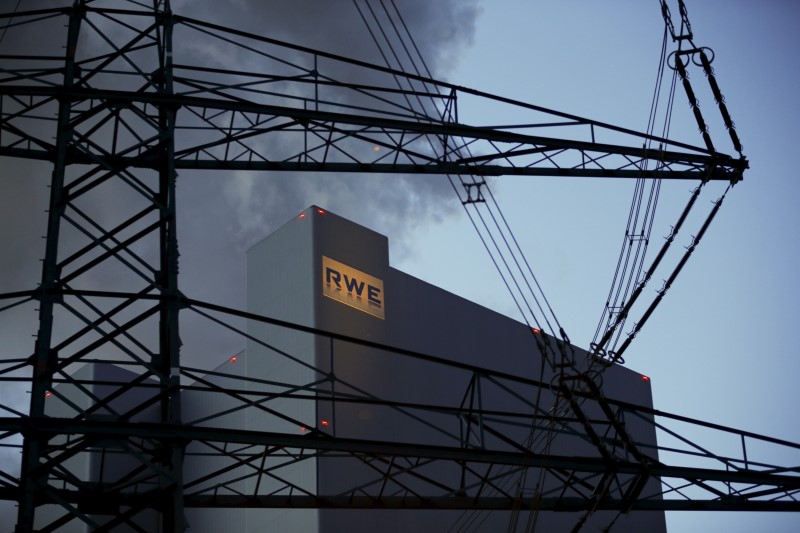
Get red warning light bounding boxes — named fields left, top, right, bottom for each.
left=229, top=355, right=237, bottom=363
left=320, top=419, right=330, bottom=427
left=531, top=328, right=541, bottom=335
left=45, top=392, right=52, bottom=398
left=316, top=208, right=325, bottom=215
left=298, top=212, right=306, bottom=219
left=641, top=375, right=650, bottom=382
left=299, top=426, right=307, bottom=432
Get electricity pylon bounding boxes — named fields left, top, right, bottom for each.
left=0, top=2, right=796, bottom=532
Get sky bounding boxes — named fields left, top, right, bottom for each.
left=1, top=1, right=799, bottom=531
left=396, top=2, right=800, bottom=532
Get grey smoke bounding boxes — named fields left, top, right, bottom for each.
left=170, top=0, right=481, bottom=248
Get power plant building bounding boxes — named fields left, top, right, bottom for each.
left=44, top=206, right=666, bottom=532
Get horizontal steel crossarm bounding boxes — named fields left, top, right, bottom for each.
left=0, top=86, right=746, bottom=181
left=0, top=418, right=798, bottom=511
left=6, top=289, right=796, bottom=449
left=0, top=417, right=615, bottom=470
left=1, top=488, right=797, bottom=513
left=3, top=291, right=797, bottom=510
left=181, top=494, right=800, bottom=512
left=172, top=161, right=718, bottom=180
left=172, top=13, right=743, bottom=163
left=0, top=488, right=798, bottom=512
left=1, top=417, right=798, bottom=490
left=3, top=288, right=797, bottom=445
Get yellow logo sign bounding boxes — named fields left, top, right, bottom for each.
left=322, top=256, right=384, bottom=320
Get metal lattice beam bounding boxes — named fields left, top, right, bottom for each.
left=0, top=2, right=792, bottom=533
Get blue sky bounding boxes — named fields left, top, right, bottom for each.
left=394, top=1, right=800, bottom=531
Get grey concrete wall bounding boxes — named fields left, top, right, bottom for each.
left=294, top=206, right=664, bottom=533
left=242, top=207, right=320, bottom=533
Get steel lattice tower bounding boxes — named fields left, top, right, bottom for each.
left=0, top=1, right=797, bottom=532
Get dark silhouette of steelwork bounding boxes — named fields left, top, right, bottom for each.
left=0, top=1, right=796, bottom=532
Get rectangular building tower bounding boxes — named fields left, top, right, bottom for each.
left=235, top=206, right=666, bottom=532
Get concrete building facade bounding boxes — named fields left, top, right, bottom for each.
left=43, top=205, right=666, bottom=532
left=232, top=206, right=665, bottom=532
